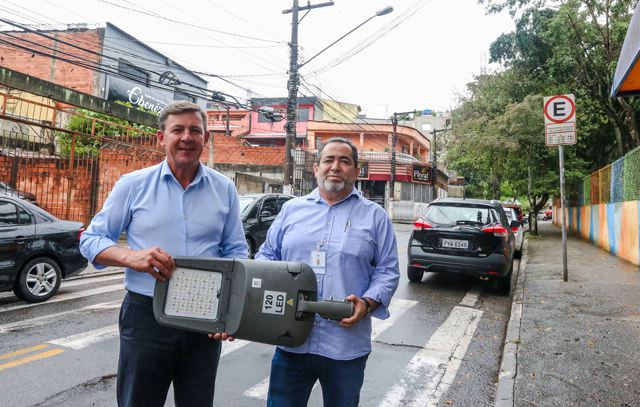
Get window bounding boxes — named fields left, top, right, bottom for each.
left=261, top=198, right=278, bottom=217
left=0, top=201, right=18, bottom=225
left=118, top=59, right=149, bottom=85
left=278, top=196, right=292, bottom=211
left=18, top=207, right=31, bottom=224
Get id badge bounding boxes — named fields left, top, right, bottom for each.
left=310, top=250, right=326, bottom=275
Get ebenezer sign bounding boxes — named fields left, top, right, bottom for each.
left=107, top=76, right=169, bottom=114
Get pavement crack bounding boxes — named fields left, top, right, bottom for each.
left=372, top=339, right=423, bottom=349
left=29, top=374, right=116, bottom=407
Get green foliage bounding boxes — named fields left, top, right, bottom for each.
left=623, top=147, right=640, bottom=201
left=56, top=103, right=156, bottom=157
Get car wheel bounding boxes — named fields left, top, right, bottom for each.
left=14, top=257, right=62, bottom=303
left=495, top=264, right=513, bottom=296
left=246, top=237, right=255, bottom=259
left=407, top=266, right=424, bottom=283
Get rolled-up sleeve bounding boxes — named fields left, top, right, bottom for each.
left=79, top=177, right=132, bottom=268
left=362, top=211, right=400, bottom=320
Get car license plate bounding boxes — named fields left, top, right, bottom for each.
left=441, top=238, right=469, bottom=249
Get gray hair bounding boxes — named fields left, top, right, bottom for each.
left=317, top=137, right=358, bottom=166
left=158, top=101, right=207, bottom=133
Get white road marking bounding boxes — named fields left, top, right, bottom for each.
left=0, top=284, right=124, bottom=313
left=0, top=300, right=121, bottom=334
left=60, top=274, right=123, bottom=288
left=49, top=324, right=119, bottom=350
left=378, top=306, right=483, bottom=407
left=372, top=298, right=418, bottom=340
left=244, top=297, right=418, bottom=401
left=221, top=339, right=250, bottom=358
left=459, top=286, right=482, bottom=308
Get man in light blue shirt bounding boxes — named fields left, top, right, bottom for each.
left=80, top=101, right=246, bottom=407
left=256, top=137, right=399, bottom=407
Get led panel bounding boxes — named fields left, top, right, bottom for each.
left=164, top=267, right=223, bottom=320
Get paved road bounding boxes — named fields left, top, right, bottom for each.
left=0, top=224, right=517, bottom=406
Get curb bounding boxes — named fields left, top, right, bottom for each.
left=494, top=245, right=528, bottom=407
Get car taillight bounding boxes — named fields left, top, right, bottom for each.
left=511, top=226, right=519, bottom=232
left=77, top=227, right=85, bottom=242
left=413, top=219, right=433, bottom=230
left=482, top=224, right=508, bottom=237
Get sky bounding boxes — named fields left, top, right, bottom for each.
left=2, top=0, right=515, bottom=118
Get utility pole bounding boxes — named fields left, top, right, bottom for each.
left=282, top=1, right=334, bottom=195
left=430, top=128, right=450, bottom=201
left=390, top=110, right=417, bottom=201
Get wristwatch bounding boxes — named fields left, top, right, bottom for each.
left=361, top=297, right=375, bottom=316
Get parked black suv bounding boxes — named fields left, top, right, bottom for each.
left=240, top=193, right=294, bottom=258
left=408, top=198, right=519, bottom=295
left=0, top=194, right=87, bottom=302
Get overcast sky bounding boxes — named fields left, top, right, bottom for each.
left=3, top=0, right=515, bottom=118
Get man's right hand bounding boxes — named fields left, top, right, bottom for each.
left=125, top=247, right=175, bottom=281
left=95, top=246, right=175, bottom=282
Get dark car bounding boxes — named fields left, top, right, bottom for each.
left=0, top=181, right=37, bottom=204
left=0, top=194, right=87, bottom=303
left=240, top=193, right=295, bottom=258
left=408, top=198, right=519, bottom=295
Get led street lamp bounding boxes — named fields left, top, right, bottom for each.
left=153, top=257, right=354, bottom=346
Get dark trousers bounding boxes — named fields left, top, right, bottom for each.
left=117, top=291, right=222, bottom=407
left=267, top=348, right=369, bottom=407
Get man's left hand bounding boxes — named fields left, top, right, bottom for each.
left=339, top=295, right=368, bottom=328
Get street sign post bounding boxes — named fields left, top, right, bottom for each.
left=543, top=94, right=576, bottom=282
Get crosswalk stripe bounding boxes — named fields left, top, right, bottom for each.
left=372, top=298, right=418, bottom=340
left=61, top=274, right=123, bottom=288
left=49, top=324, right=119, bottom=350
left=0, top=284, right=124, bottom=313
left=378, top=306, right=483, bottom=406
left=221, top=339, right=250, bottom=357
left=244, top=297, right=418, bottom=401
left=0, top=300, right=121, bottom=334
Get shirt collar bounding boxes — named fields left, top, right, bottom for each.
left=308, top=187, right=361, bottom=204
left=160, top=160, right=207, bottom=187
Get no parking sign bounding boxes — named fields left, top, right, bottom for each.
left=544, top=94, right=576, bottom=146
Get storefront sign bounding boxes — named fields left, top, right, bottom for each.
left=412, top=165, right=431, bottom=183
left=107, top=76, right=169, bottom=114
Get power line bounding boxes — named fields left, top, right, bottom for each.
left=96, top=0, right=284, bottom=44
left=0, top=16, right=261, bottom=102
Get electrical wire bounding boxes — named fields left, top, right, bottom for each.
left=95, top=0, right=284, bottom=44
left=1, top=1, right=287, bottom=85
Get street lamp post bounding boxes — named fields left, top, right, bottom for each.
left=282, top=2, right=393, bottom=194
left=390, top=110, right=417, bottom=201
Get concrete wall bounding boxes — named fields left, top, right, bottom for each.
left=554, top=202, right=639, bottom=265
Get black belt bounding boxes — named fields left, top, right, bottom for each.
left=127, top=290, right=153, bottom=305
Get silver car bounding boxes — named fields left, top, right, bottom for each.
left=504, top=207, right=524, bottom=258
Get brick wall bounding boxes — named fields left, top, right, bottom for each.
left=0, top=30, right=101, bottom=95
left=206, top=134, right=285, bottom=165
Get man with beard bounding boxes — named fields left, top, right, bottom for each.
left=255, top=137, right=399, bottom=407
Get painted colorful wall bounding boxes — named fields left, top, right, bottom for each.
left=553, top=202, right=640, bottom=265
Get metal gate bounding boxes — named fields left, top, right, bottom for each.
left=0, top=87, right=162, bottom=224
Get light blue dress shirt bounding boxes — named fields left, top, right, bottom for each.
left=80, top=161, right=248, bottom=297
left=256, top=187, right=399, bottom=360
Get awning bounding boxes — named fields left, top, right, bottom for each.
left=612, top=2, right=640, bottom=96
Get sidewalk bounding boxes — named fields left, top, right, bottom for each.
left=496, top=221, right=640, bottom=406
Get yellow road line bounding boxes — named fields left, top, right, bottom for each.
left=0, top=349, right=64, bottom=371
left=0, top=344, right=49, bottom=360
